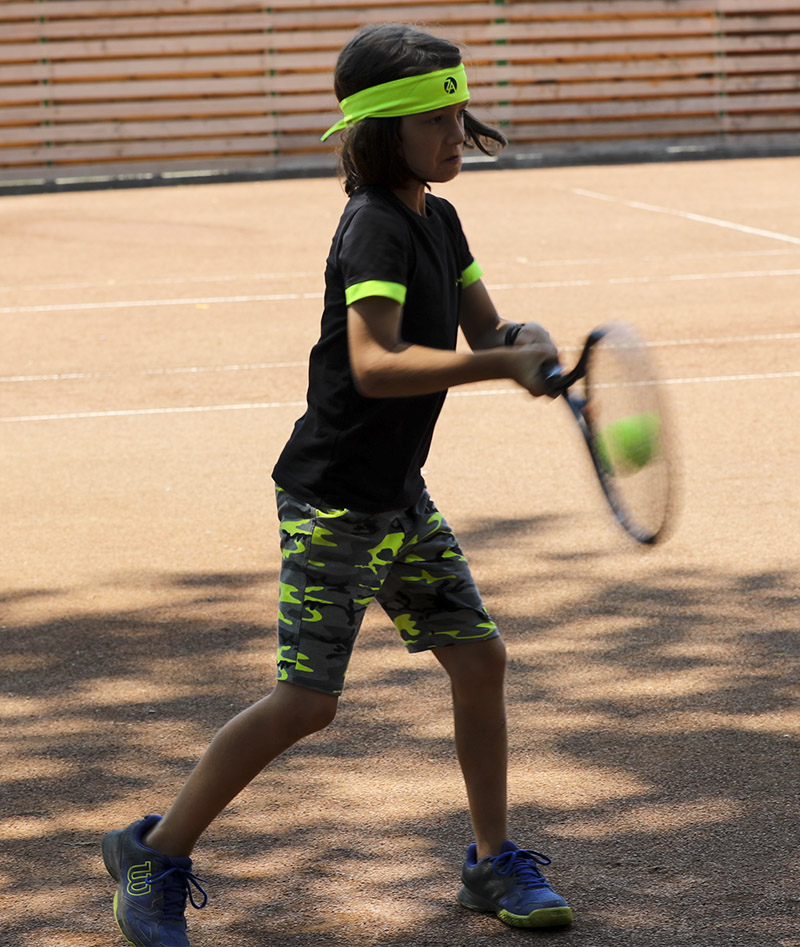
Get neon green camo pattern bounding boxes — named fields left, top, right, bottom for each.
left=275, top=488, right=498, bottom=695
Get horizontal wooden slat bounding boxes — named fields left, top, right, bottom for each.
left=490, top=92, right=800, bottom=120
left=718, top=52, right=800, bottom=72
left=510, top=116, right=729, bottom=141
left=0, top=1, right=263, bottom=18
left=0, top=154, right=295, bottom=183
left=0, top=76, right=332, bottom=106
left=0, top=130, right=331, bottom=165
left=0, top=96, right=328, bottom=125
left=0, top=51, right=337, bottom=83
left=721, top=14, right=800, bottom=31
left=0, top=138, right=282, bottom=166
left=724, top=113, right=800, bottom=131
left=0, top=13, right=279, bottom=41
left=0, top=0, right=741, bottom=20
left=0, top=116, right=281, bottom=145
left=717, top=0, right=800, bottom=11
left=0, top=35, right=342, bottom=62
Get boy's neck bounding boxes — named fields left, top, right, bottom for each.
left=392, top=181, right=428, bottom=216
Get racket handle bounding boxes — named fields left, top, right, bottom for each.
left=541, top=362, right=566, bottom=396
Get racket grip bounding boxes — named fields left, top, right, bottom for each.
left=541, top=362, right=566, bottom=395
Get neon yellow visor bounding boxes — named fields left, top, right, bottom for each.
left=321, top=64, right=469, bottom=141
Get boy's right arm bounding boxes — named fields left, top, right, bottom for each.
left=347, top=295, right=558, bottom=399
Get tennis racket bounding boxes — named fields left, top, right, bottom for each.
left=542, top=321, right=676, bottom=545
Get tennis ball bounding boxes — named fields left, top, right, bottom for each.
left=594, top=412, right=660, bottom=476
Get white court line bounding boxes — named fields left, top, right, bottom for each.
left=517, top=247, right=800, bottom=267
left=3, top=370, right=798, bottom=423
left=597, top=371, right=800, bottom=389
left=489, top=269, right=800, bottom=292
left=2, top=267, right=799, bottom=317
left=665, top=371, right=800, bottom=385
left=567, top=187, right=800, bottom=246
left=647, top=331, right=800, bottom=347
left=0, top=271, right=314, bottom=294
left=0, top=361, right=306, bottom=383
left=3, top=331, right=799, bottom=385
left=0, top=291, right=324, bottom=315
left=0, top=400, right=306, bottom=423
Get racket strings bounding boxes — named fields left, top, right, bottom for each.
left=586, top=325, right=673, bottom=543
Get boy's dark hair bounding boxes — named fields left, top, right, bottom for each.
left=332, top=24, right=507, bottom=195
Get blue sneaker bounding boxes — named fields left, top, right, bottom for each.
left=102, top=814, right=207, bottom=947
left=458, top=840, right=574, bottom=928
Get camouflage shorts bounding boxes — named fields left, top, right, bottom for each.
left=275, top=486, right=499, bottom=696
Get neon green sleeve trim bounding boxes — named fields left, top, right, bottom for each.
left=345, top=280, right=407, bottom=306
left=461, top=260, right=483, bottom=289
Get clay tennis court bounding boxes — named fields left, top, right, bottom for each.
left=2, top=156, right=799, bottom=946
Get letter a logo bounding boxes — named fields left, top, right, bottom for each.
left=443, top=77, right=458, bottom=95
left=127, top=861, right=153, bottom=897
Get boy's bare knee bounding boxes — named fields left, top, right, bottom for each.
left=300, top=698, right=338, bottom=735
left=271, top=682, right=339, bottom=739
left=436, top=636, right=506, bottom=677
left=482, top=636, right=507, bottom=674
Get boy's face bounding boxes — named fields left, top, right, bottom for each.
left=397, top=100, right=467, bottom=185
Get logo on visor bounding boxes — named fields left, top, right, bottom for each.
left=443, top=77, right=458, bottom=95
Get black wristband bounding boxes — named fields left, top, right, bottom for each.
left=504, top=323, right=524, bottom=346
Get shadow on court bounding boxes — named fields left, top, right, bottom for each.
left=1, top=530, right=798, bottom=947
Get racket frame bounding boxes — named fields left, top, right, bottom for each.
left=544, top=324, right=671, bottom=545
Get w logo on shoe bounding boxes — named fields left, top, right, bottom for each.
left=126, top=861, right=153, bottom=896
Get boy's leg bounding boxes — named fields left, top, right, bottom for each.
left=103, top=489, right=398, bottom=945
left=435, top=640, right=573, bottom=928
left=144, top=490, right=403, bottom=858
left=145, top=682, right=338, bottom=857
left=375, top=490, right=507, bottom=855
left=432, top=637, right=508, bottom=859
left=103, top=682, right=336, bottom=947
left=375, top=491, right=573, bottom=928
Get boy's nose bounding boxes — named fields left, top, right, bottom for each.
left=449, top=118, right=465, bottom=143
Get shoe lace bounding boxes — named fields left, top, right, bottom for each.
left=147, top=863, right=209, bottom=918
left=491, top=848, right=553, bottom=890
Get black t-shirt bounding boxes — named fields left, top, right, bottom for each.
left=272, top=186, right=481, bottom=513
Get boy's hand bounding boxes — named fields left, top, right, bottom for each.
left=508, top=341, right=560, bottom=397
left=512, top=321, right=554, bottom=348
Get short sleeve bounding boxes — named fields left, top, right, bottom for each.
left=461, top=259, right=483, bottom=288
left=337, top=200, right=412, bottom=305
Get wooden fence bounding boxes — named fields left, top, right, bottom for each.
left=1, top=0, right=799, bottom=187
